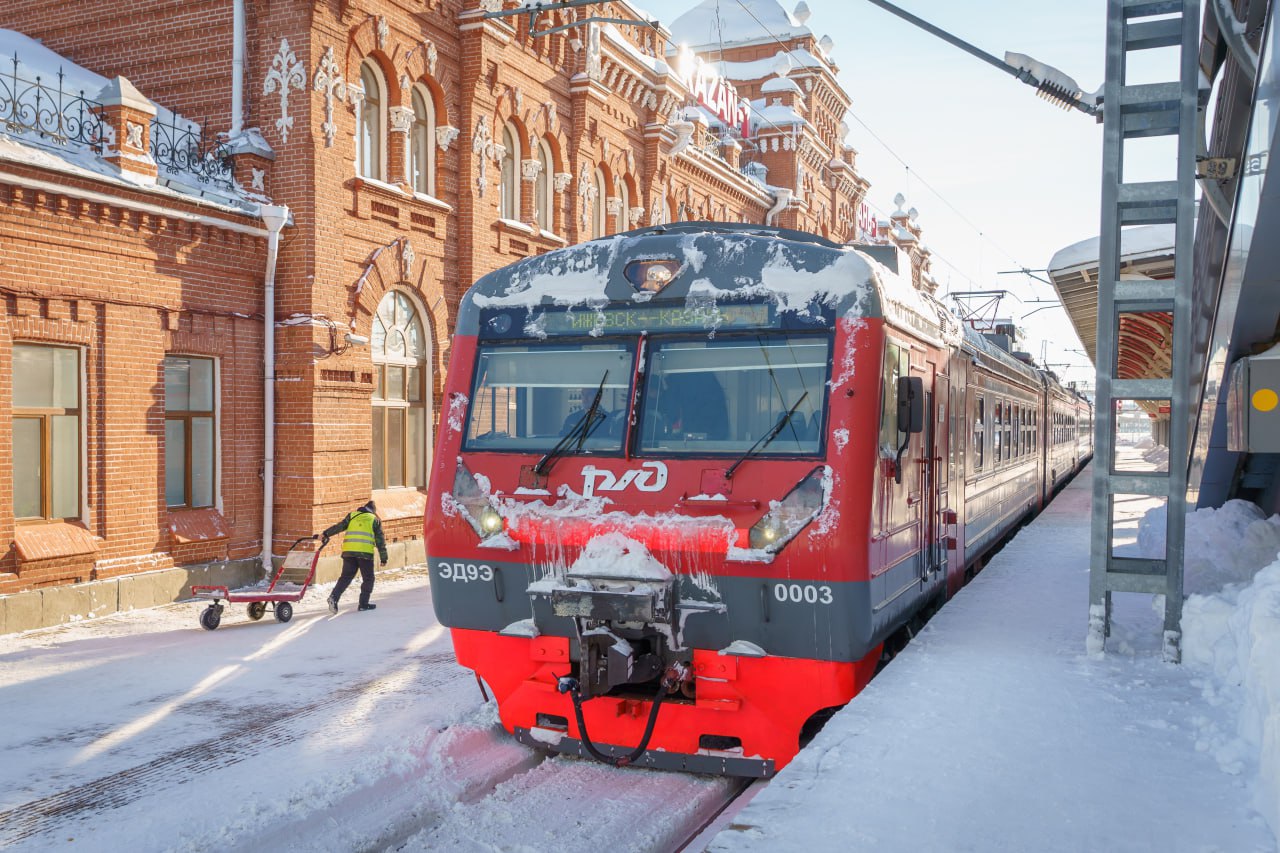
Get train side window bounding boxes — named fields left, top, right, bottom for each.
left=879, top=342, right=909, bottom=454
left=973, top=394, right=985, bottom=471
left=992, top=399, right=1002, bottom=463
left=1013, top=405, right=1021, bottom=458
left=1003, top=402, right=1012, bottom=462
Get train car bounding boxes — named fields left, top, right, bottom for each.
left=425, top=224, right=1089, bottom=778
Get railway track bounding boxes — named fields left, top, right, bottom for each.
left=2, top=649, right=758, bottom=853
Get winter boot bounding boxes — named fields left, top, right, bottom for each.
left=327, top=595, right=338, bottom=615
left=358, top=603, right=377, bottom=612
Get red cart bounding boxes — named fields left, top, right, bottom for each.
left=191, top=537, right=325, bottom=630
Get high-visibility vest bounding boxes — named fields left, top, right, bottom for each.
left=343, top=511, right=377, bottom=555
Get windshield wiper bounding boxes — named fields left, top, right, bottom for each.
left=725, top=391, right=808, bottom=480
left=533, top=372, right=608, bottom=476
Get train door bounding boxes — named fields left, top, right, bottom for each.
left=930, top=371, right=951, bottom=583
left=919, top=362, right=945, bottom=583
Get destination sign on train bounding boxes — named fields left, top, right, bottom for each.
left=543, top=303, right=770, bottom=334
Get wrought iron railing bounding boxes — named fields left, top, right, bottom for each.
left=0, top=54, right=104, bottom=149
left=692, top=125, right=723, bottom=160
left=150, top=112, right=234, bottom=189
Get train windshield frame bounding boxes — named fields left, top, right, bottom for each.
left=462, top=340, right=637, bottom=454
left=636, top=332, right=831, bottom=458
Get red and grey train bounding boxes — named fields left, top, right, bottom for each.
left=425, top=224, right=1091, bottom=777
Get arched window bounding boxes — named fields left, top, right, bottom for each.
left=616, top=179, right=631, bottom=232
left=591, top=167, right=607, bottom=238
left=534, top=137, right=554, bottom=231
left=499, top=122, right=520, bottom=220
left=358, top=60, right=385, bottom=180
left=371, top=292, right=430, bottom=490
left=410, top=85, right=435, bottom=195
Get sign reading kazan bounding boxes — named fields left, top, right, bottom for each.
left=672, top=46, right=751, bottom=136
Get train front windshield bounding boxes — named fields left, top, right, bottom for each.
left=463, top=333, right=830, bottom=457
left=464, top=342, right=635, bottom=452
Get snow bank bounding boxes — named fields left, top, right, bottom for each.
left=1138, top=499, right=1280, bottom=839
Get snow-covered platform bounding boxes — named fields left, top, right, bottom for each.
left=709, top=463, right=1280, bottom=852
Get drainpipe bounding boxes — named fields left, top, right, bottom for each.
left=231, top=0, right=246, bottom=136
left=765, top=187, right=793, bottom=226
left=259, top=204, right=290, bottom=571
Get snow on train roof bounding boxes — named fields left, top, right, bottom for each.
left=457, top=225, right=959, bottom=341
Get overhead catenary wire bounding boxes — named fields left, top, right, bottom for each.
left=619, top=3, right=1015, bottom=295
left=725, top=0, right=1034, bottom=282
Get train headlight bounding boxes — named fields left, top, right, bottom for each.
left=452, top=460, right=506, bottom=541
left=479, top=506, right=504, bottom=535
left=748, top=467, right=828, bottom=553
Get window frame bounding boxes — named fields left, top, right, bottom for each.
left=371, top=291, right=432, bottom=490
left=410, top=84, right=435, bottom=196
left=591, top=167, right=607, bottom=238
left=357, top=60, right=387, bottom=181
left=164, top=355, right=218, bottom=510
left=534, top=137, right=554, bottom=231
left=499, top=122, right=521, bottom=221
left=12, top=343, right=81, bottom=522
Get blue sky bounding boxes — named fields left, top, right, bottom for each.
left=638, top=0, right=1108, bottom=385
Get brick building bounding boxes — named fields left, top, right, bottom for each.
left=0, top=0, right=898, bottom=629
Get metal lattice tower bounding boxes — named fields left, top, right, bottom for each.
left=1088, top=0, right=1199, bottom=662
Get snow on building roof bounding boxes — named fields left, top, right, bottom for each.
left=761, top=76, right=802, bottom=94
left=601, top=23, right=670, bottom=75
left=750, top=98, right=807, bottom=129
left=0, top=27, right=264, bottom=212
left=694, top=47, right=826, bottom=83
left=668, top=0, right=811, bottom=50
left=1047, top=224, right=1175, bottom=273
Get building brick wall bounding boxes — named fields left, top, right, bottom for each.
left=0, top=0, right=899, bottom=597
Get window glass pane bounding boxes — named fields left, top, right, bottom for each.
left=189, top=359, right=214, bottom=411
left=13, top=345, right=53, bottom=408
left=14, top=345, right=76, bottom=409
left=464, top=342, right=634, bottom=452
left=407, top=406, right=426, bottom=488
left=639, top=336, right=829, bottom=455
left=387, top=408, right=405, bottom=488
left=53, top=347, right=78, bottom=408
left=387, top=365, right=406, bottom=401
left=535, top=161, right=550, bottom=229
left=879, top=344, right=899, bottom=450
left=373, top=365, right=384, bottom=400
left=51, top=414, right=78, bottom=518
left=165, top=419, right=186, bottom=506
left=192, top=417, right=215, bottom=507
left=164, top=358, right=190, bottom=411
left=412, top=88, right=431, bottom=195
left=378, top=294, right=396, bottom=325
left=408, top=367, right=422, bottom=402
left=387, top=329, right=407, bottom=359
left=372, top=316, right=387, bottom=357
left=372, top=412, right=385, bottom=490
left=13, top=417, right=42, bottom=518
left=407, top=318, right=425, bottom=359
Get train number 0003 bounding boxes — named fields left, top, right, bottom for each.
left=438, top=562, right=494, bottom=583
left=773, top=583, right=834, bottom=605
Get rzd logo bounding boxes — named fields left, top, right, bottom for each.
left=581, top=461, right=668, bottom=497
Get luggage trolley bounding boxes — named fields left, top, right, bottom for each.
left=191, top=537, right=325, bottom=630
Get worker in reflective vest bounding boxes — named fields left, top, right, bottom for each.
left=321, top=500, right=388, bottom=613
